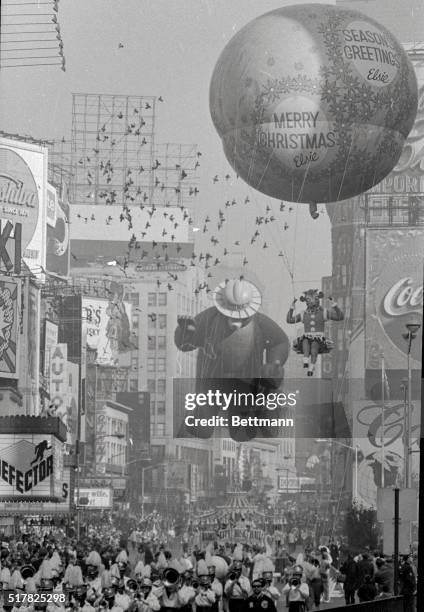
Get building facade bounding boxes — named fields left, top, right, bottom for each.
left=323, top=47, right=423, bottom=520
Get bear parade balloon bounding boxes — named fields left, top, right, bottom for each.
left=210, top=3, right=418, bottom=217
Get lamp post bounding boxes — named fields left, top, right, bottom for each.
left=400, top=378, right=408, bottom=488
left=316, top=439, right=359, bottom=501
left=402, top=319, right=421, bottom=489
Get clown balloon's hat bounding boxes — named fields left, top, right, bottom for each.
left=213, top=279, right=261, bottom=319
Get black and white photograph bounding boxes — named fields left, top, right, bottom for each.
left=0, top=1, right=422, bottom=610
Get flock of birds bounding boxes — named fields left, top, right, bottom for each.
left=70, top=99, right=325, bottom=296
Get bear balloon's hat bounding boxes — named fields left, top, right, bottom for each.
left=213, top=279, right=261, bottom=319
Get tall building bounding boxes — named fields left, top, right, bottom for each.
left=67, top=256, right=214, bottom=505
left=323, top=43, right=423, bottom=513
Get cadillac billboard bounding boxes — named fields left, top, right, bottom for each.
left=0, top=137, right=47, bottom=275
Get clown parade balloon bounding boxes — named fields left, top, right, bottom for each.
left=210, top=3, right=418, bottom=218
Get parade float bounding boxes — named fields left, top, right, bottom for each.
left=210, top=3, right=418, bottom=219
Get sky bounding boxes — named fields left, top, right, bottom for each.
left=1, top=0, right=422, bottom=324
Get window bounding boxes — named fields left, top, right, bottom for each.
left=148, top=314, right=157, bottom=329
left=129, top=292, right=140, bottom=306
left=158, top=314, right=167, bottom=329
left=157, top=401, right=165, bottom=415
left=157, top=357, right=166, bottom=372
left=147, top=379, right=155, bottom=393
left=157, top=379, right=166, bottom=393
left=132, top=315, right=139, bottom=329
left=157, top=335, right=166, bottom=350
left=131, top=356, right=139, bottom=370
left=148, top=336, right=156, bottom=350
left=147, top=358, right=155, bottom=372
left=148, top=293, right=157, bottom=307
left=129, top=378, right=138, bottom=392
left=392, top=205, right=409, bottom=225
left=158, top=293, right=167, bottom=306
left=154, top=423, right=165, bottom=437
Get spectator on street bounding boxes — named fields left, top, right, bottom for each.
left=374, top=557, right=394, bottom=596
left=357, top=575, right=377, bottom=603
left=340, top=552, right=359, bottom=605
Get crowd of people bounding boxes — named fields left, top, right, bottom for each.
left=0, top=517, right=418, bottom=612
left=188, top=497, right=341, bottom=559
left=338, top=551, right=416, bottom=610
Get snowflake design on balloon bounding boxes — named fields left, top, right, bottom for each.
left=377, top=134, right=403, bottom=160
left=319, top=65, right=334, bottom=81
left=328, top=99, right=347, bottom=124
left=258, top=74, right=322, bottom=106
left=354, top=84, right=378, bottom=114
left=336, top=130, right=353, bottom=151
left=252, top=74, right=323, bottom=124
left=321, top=80, right=342, bottom=104
left=343, top=74, right=362, bottom=95
left=315, top=10, right=417, bottom=133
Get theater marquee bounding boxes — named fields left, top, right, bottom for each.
left=0, top=434, right=63, bottom=501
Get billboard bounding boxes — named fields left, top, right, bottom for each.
left=0, top=138, right=47, bottom=275
left=48, top=344, right=79, bottom=446
left=46, top=184, right=57, bottom=227
left=365, top=228, right=423, bottom=370
left=58, top=295, right=85, bottom=442
left=75, top=487, right=112, bottom=509
left=0, top=276, right=20, bottom=379
left=70, top=204, right=190, bottom=244
left=46, top=184, right=70, bottom=278
left=49, top=343, right=68, bottom=416
left=164, top=462, right=188, bottom=490
left=20, top=280, right=41, bottom=415
left=66, top=361, right=79, bottom=447
left=82, top=295, right=132, bottom=365
left=277, top=475, right=315, bottom=493
left=0, top=434, right=64, bottom=500
left=353, top=399, right=420, bottom=509
left=43, top=320, right=58, bottom=378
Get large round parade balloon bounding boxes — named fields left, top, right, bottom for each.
left=210, top=4, right=418, bottom=216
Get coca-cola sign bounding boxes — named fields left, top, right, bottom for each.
left=0, top=148, right=39, bottom=251
left=383, top=277, right=423, bottom=317
left=366, top=229, right=423, bottom=368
